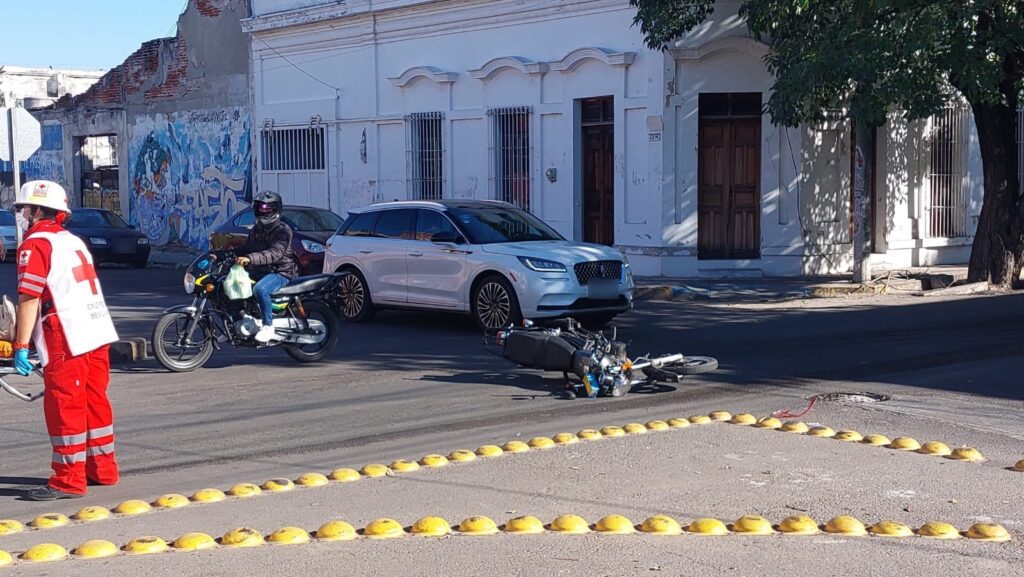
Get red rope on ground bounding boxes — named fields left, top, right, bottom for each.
left=772, top=395, right=817, bottom=419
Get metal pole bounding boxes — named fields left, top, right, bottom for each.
left=853, top=118, right=872, bottom=283
left=11, top=108, right=23, bottom=248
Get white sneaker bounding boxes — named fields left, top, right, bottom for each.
left=254, top=325, right=277, bottom=343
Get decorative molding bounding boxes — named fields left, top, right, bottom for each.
left=548, top=47, right=636, bottom=72
left=468, top=56, right=548, bottom=81
left=388, top=66, right=459, bottom=87
left=670, top=36, right=768, bottom=62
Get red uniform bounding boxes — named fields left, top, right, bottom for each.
left=17, top=220, right=119, bottom=494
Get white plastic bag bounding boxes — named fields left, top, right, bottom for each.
left=223, top=265, right=253, bottom=301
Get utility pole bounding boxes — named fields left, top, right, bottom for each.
left=10, top=107, right=22, bottom=248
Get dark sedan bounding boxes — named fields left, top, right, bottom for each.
left=66, top=208, right=150, bottom=268
left=209, top=206, right=344, bottom=275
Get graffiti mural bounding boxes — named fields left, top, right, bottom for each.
left=0, top=123, right=67, bottom=209
left=128, top=107, right=251, bottom=249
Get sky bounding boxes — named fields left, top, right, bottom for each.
left=0, top=1, right=190, bottom=70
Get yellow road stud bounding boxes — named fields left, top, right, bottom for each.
left=600, top=426, right=626, bottom=437
left=503, top=515, right=545, bottom=534
left=755, top=417, right=782, bottom=429
left=730, top=413, right=757, bottom=425
left=687, top=518, right=728, bottom=536
left=640, top=515, right=682, bottom=535
left=688, top=415, right=712, bottom=425
left=0, top=520, right=23, bottom=535
left=887, top=437, right=921, bottom=451
left=529, top=436, right=556, bottom=449
left=316, top=521, right=357, bottom=541
left=221, top=527, right=264, bottom=548
left=329, top=468, right=361, bottom=482
left=577, top=429, right=603, bottom=440
left=1012, top=459, right=1024, bottom=472
left=548, top=514, right=590, bottom=534
left=593, top=514, right=635, bottom=534
left=267, top=527, right=311, bottom=545
left=390, top=460, right=420, bottom=473
left=667, top=418, right=691, bottom=428
left=295, top=472, right=329, bottom=487
left=449, top=449, right=478, bottom=462
left=965, top=523, right=1011, bottom=542
left=0, top=550, right=11, bottom=566
left=917, top=441, right=952, bottom=456
left=123, top=536, right=169, bottom=554
left=553, top=432, right=579, bottom=444
left=226, top=483, right=262, bottom=498
left=645, top=420, right=670, bottom=431
left=458, top=516, right=498, bottom=535
left=191, top=488, right=226, bottom=503
left=29, top=513, right=69, bottom=529
left=173, top=532, right=217, bottom=551
left=72, top=506, right=111, bottom=522
left=947, top=447, right=985, bottom=462
left=708, top=411, right=732, bottom=422
left=360, top=464, right=391, bottom=477
left=807, top=426, right=836, bottom=438
left=420, top=454, right=450, bottom=467
left=73, top=540, right=119, bottom=558
left=20, top=543, right=67, bottom=563
left=869, top=521, right=914, bottom=537
left=780, top=421, right=809, bottom=433
left=153, top=493, right=190, bottom=508
left=623, top=423, right=648, bottom=434
left=262, top=478, right=295, bottom=492
left=861, top=434, right=891, bottom=446
left=364, top=518, right=405, bottom=539
left=731, top=515, right=775, bottom=535
left=917, top=522, right=961, bottom=539
left=824, top=516, right=867, bottom=536
left=778, top=515, right=820, bottom=535
left=502, top=441, right=531, bottom=453
left=475, top=445, right=504, bottom=457
left=410, top=516, right=452, bottom=537
left=833, top=430, right=864, bottom=442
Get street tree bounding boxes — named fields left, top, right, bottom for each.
left=630, top=0, right=1024, bottom=287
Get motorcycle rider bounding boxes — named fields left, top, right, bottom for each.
left=217, top=191, right=298, bottom=343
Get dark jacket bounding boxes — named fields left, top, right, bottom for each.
left=240, top=219, right=299, bottom=279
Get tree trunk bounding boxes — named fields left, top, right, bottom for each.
left=967, top=100, right=1022, bottom=288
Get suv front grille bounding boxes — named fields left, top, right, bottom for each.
left=574, top=260, right=622, bottom=286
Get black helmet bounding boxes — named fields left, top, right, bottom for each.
left=254, top=191, right=283, bottom=225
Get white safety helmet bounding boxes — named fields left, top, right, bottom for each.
left=14, top=180, right=70, bottom=213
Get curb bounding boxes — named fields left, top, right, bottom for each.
left=109, top=338, right=148, bottom=364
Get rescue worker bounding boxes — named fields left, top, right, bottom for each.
left=12, top=180, right=120, bottom=501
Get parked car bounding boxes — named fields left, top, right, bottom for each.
left=322, top=200, right=635, bottom=330
left=0, top=211, right=17, bottom=261
left=66, top=208, right=150, bottom=268
left=210, top=205, right=344, bottom=276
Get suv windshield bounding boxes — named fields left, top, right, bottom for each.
left=69, top=209, right=130, bottom=229
left=282, top=209, right=344, bottom=232
left=447, top=205, right=563, bottom=244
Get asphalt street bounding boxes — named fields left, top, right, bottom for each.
left=1, top=261, right=1022, bottom=576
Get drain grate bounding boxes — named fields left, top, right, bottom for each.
left=808, top=392, right=891, bottom=404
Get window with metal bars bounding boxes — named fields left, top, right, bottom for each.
left=928, top=105, right=969, bottom=238
left=406, top=112, right=444, bottom=200
left=260, top=127, right=326, bottom=171
left=488, top=106, right=532, bottom=211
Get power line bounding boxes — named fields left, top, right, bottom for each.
left=255, top=36, right=342, bottom=94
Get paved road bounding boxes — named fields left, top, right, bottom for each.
left=1, top=262, right=1022, bottom=576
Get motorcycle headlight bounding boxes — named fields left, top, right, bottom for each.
left=301, top=239, right=325, bottom=254
left=517, top=256, right=566, bottom=273
left=184, top=272, right=196, bottom=294
left=89, top=237, right=109, bottom=246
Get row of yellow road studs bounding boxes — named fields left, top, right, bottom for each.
left=2, top=412, right=1020, bottom=539
left=0, top=514, right=1011, bottom=566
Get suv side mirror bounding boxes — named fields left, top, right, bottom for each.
left=430, top=231, right=462, bottom=244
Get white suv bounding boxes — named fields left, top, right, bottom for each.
left=322, top=200, right=634, bottom=329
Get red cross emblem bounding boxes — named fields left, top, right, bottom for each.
left=73, top=250, right=99, bottom=295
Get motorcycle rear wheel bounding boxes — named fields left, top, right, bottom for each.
left=153, top=312, right=214, bottom=372
left=283, top=300, right=339, bottom=363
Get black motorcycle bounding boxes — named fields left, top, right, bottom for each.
left=152, top=255, right=343, bottom=372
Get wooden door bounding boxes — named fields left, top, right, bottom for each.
left=583, top=124, right=614, bottom=245
left=698, top=117, right=761, bottom=259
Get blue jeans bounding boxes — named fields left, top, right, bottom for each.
left=252, top=273, right=289, bottom=325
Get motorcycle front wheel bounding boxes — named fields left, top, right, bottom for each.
left=283, top=300, right=339, bottom=363
left=153, top=312, right=215, bottom=372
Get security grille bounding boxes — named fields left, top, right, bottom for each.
left=406, top=112, right=444, bottom=200
left=488, top=106, right=532, bottom=210
left=574, top=260, right=622, bottom=286
left=260, top=126, right=326, bottom=171
left=928, top=104, right=969, bottom=238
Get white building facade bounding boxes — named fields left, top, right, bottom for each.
left=245, top=0, right=1004, bottom=277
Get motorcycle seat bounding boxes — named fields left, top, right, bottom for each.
left=272, top=274, right=335, bottom=297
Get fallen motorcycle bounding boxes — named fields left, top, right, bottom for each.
left=487, top=318, right=718, bottom=398
left=152, top=254, right=343, bottom=372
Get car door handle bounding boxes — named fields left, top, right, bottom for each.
left=443, top=249, right=472, bottom=254
left=409, top=251, right=423, bottom=257
left=359, top=249, right=373, bottom=254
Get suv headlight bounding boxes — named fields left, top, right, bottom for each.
left=301, top=240, right=325, bottom=254
left=517, top=256, right=566, bottom=272
left=184, top=273, right=196, bottom=294
left=89, top=237, right=109, bottom=246
left=137, top=237, right=149, bottom=245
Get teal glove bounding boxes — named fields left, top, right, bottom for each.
left=14, top=349, right=33, bottom=376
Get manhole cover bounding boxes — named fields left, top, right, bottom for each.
left=808, top=392, right=891, bottom=404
